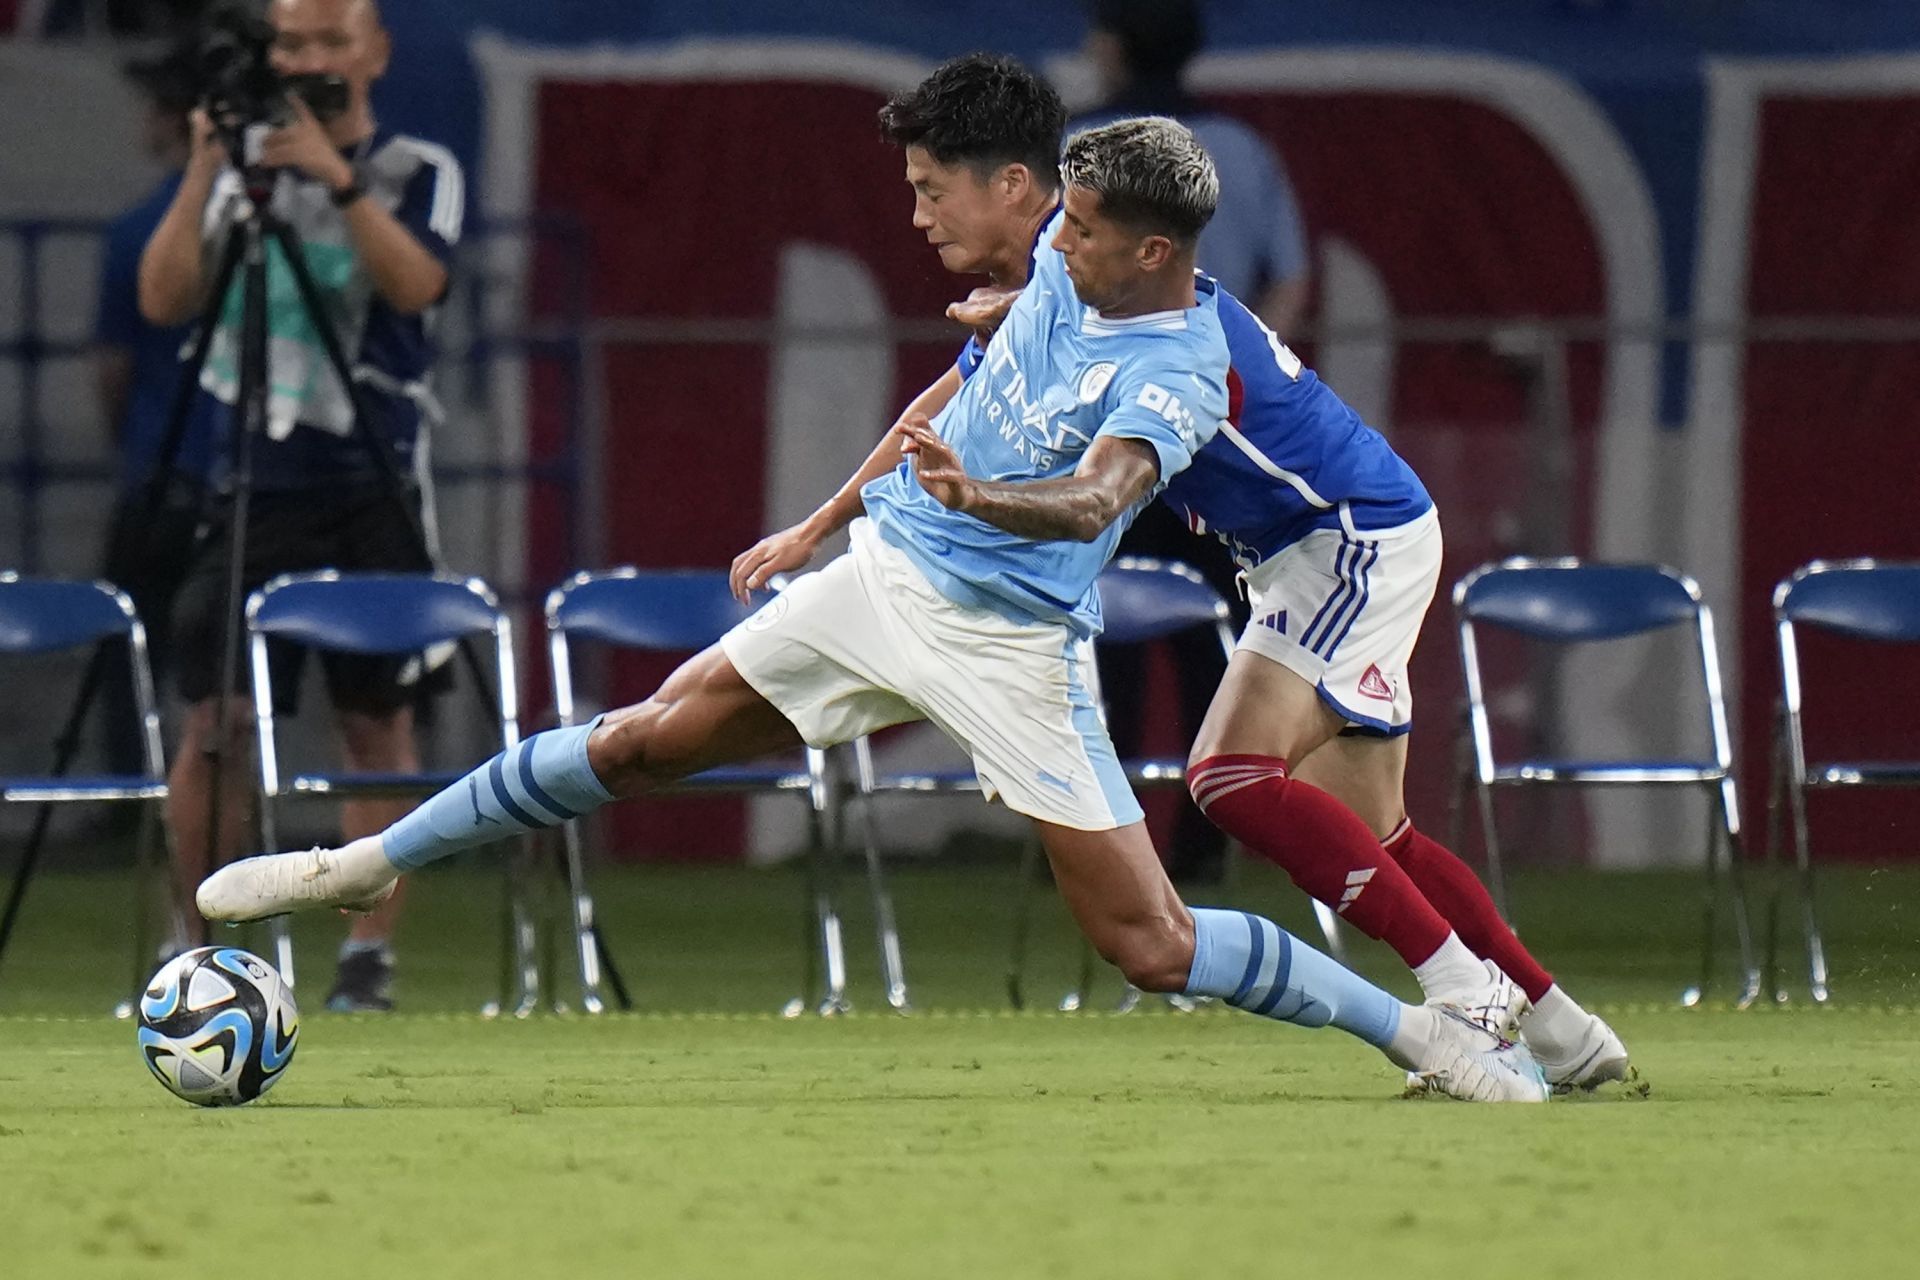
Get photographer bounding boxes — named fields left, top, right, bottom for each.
left=138, top=0, right=463, bottom=1012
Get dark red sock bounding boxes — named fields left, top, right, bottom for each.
left=1382, top=820, right=1555, bottom=1002
left=1189, top=754, right=1451, bottom=969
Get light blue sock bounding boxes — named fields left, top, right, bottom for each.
left=382, top=720, right=615, bottom=871
left=1184, top=907, right=1401, bottom=1048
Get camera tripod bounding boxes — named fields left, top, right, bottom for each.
left=0, top=159, right=631, bottom=1012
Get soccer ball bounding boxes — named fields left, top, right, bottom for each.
left=137, top=946, right=299, bottom=1107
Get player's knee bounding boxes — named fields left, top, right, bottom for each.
left=1186, top=751, right=1289, bottom=813
left=1099, top=911, right=1195, bottom=994
left=586, top=700, right=687, bottom=795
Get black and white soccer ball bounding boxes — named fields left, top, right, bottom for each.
left=137, top=946, right=299, bottom=1107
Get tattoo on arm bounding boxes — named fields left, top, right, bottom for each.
left=958, top=437, right=1160, bottom=542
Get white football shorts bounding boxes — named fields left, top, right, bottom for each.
left=720, top=518, right=1143, bottom=831
left=1236, top=505, right=1442, bottom=736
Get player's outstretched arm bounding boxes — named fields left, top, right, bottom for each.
left=730, top=364, right=963, bottom=600
left=900, top=415, right=1159, bottom=543
left=946, top=286, right=1022, bottom=344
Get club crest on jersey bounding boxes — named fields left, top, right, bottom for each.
left=1077, top=362, right=1117, bottom=403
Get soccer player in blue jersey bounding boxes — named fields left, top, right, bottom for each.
left=735, top=55, right=1625, bottom=1091
left=199, top=113, right=1544, bottom=1102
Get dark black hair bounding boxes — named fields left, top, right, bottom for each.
left=877, top=53, right=1067, bottom=190
left=1088, top=0, right=1205, bottom=80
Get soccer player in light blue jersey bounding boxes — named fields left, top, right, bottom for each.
left=739, top=55, right=1620, bottom=1090
left=198, top=108, right=1545, bottom=1101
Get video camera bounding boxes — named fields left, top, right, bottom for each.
left=198, top=3, right=349, bottom=147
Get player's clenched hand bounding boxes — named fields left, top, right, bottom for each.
left=946, top=286, right=1022, bottom=344
left=729, top=523, right=823, bottom=603
left=898, top=414, right=975, bottom=512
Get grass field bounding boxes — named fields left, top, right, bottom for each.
left=2, top=858, right=1917, bottom=1278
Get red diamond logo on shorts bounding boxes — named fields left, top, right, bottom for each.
left=1358, top=664, right=1393, bottom=701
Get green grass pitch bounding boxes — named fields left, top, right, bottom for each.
left=2, top=859, right=1916, bottom=1278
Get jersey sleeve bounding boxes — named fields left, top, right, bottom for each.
left=955, top=334, right=984, bottom=381
left=1093, top=342, right=1229, bottom=487
left=394, top=143, right=465, bottom=264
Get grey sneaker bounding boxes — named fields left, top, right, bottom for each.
left=325, top=949, right=395, bottom=1013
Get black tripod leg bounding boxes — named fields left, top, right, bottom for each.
left=199, top=219, right=273, bottom=890
left=592, top=924, right=634, bottom=1012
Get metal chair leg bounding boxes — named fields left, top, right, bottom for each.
left=1059, top=934, right=1098, bottom=1012
left=116, top=800, right=165, bottom=1019
left=1473, top=779, right=1509, bottom=920
left=1718, top=778, right=1762, bottom=1009
left=1761, top=727, right=1789, bottom=1005
left=485, top=841, right=541, bottom=1018
left=1005, top=830, right=1045, bottom=1009
left=1785, top=762, right=1830, bottom=1003
left=509, top=840, right=542, bottom=1018
left=786, top=747, right=849, bottom=1017
left=1447, top=721, right=1471, bottom=860
left=849, top=743, right=908, bottom=1011
left=1684, top=783, right=1722, bottom=1009
left=253, top=796, right=297, bottom=988
left=558, top=819, right=608, bottom=1014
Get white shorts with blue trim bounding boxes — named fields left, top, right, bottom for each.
left=1236, top=505, right=1442, bottom=736
left=720, top=518, right=1143, bottom=831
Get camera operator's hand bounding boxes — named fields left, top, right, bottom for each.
left=257, top=95, right=354, bottom=193
left=186, top=108, right=229, bottom=180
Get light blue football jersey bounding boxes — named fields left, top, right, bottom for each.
left=863, top=211, right=1229, bottom=637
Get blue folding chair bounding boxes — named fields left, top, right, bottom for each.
left=247, top=571, right=539, bottom=1015
left=0, top=574, right=171, bottom=1012
left=1001, top=558, right=1347, bottom=1010
left=1452, top=556, right=1760, bottom=1007
left=1767, top=559, right=1920, bottom=1003
left=547, top=568, right=908, bottom=1015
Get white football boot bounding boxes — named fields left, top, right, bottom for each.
left=1529, top=1012, right=1632, bottom=1091
left=1406, top=1007, right=1551, bottom=1103
left=197, top=840, right=396, bottom=923
left=1429, top=959, right=1530, bottom=1040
